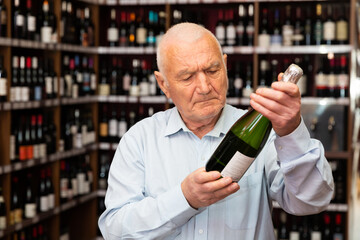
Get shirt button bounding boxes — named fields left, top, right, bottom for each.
left=278, top=146, right=283, bottom=150
left=199, top=229, right=204, bottom=234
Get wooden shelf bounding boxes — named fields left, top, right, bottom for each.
left=0, top=191, right=98, bottom=239
left=0, top=143, right=98, bottom=176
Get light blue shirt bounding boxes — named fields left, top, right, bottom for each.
left=98, top=104, right=334, bottom=240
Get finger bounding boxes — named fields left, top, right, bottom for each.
left=194, top=168, right=221, bottom=184
left=202, top=176, right=234, bottom=192
left=277, top=72, right=284, bottom=81
left=271, top=81, right=300, bottom=97
left=213, top=182, right=240, bottom=199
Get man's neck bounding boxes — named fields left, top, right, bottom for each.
left=182, top=111, right=222, bottom=139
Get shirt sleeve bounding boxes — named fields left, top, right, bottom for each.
left=264, top=118, right=335, bottom=215
left=98, top=128, right=199, bottom=239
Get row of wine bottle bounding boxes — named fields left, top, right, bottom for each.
left=59, top=155, right=94, bottom=203
left=98, top=104, right=155, bottom=143
left=10, top=111, right=57, bottom=163
left=11, top=222, right=49, bottom=240
left=60, top=107, right=96, bottom=152
left=99, top=57, right=161, bottom=97
left=257, top=4, right=348, bottom=47
left=274, top=210, right=345, bottom=240
left=107, top=8, right=166, bottom=47
left=0, top=0, right=96, bottom=46
left=1, top=167, right=55, bottom=229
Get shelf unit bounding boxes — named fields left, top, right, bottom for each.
left=0, top=0, right=357, bottom=239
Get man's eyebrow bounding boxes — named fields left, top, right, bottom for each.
left=176, top=62, right=222, bottom=78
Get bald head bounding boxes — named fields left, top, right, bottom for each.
left=156, top=23, right=224, bottom=78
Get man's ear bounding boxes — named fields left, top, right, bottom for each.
left=154, top=71, right=170, bottom=98
left=223, top=54, right=227, bottom=66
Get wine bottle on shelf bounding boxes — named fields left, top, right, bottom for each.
left=59, top=1, right=66, bottom=41
left=304, top=7, right=312, bottom=46
left=245, top=4, right=254, bottom=46
left=108, top=105, right=118, bottom=143
left=10, top=176, right=22, bottom=225
left=30, top=114, right=39, bottom=159
left=119, top=11, right=128, bottom=47
left=40, top=0, right=53, bottom=43
left=129, top=59, right=140, bottom=97
left=225, top=10, right=236, bottom=46
left=82, top=56, right=91, bottom=96
left=327, top=57, right=337, bottom=98
left=0, top=0, right=6, bottom=37
left=270, top=8, right=282, bottom=46
left=0, top=55, right=7, bottom=102
left=139, top=60, right=150, bottom=96
left=333, top=214, right=344, bottom=240
left=136, top=9, right=147, bottom=47
left=99, top=105, right=109, bottom=142
left=24, top=114, right=33, bottom=160
left=25, top=56, right=34, bottom=101
left=282, top=5, right=294, bottom=46
left=292, top=7, right=304, bottom=46
left=89, top=57, right=97, bottom=95
left=46, top=167, right=55, bottom=210
left=215, top=10, right=225, bottom=46
left=98, top=154, right=110, bottom=190
left=25, top=0, right=36, bottom=40
left=13, top=0, right=25, bottom=39
left=0, top=187, right=6, bottom=230
left=128, top=12, right=136, bottom=47
left=37, top=114, right=46, bottom=158
left=258, top=8, right=270, bottom=48
left=299, top=216, right=310, bottom=240
left=315, top=57, right=328, bottom=97
left=310, top=214, right=322, bottom=240
left=289, top=215, right=299, bottom=240
left=19, top=56, right=29, bottom=102
left=38, top=169, right=49, bottom=212
left=236, top=4, right=246, bottom=46
left=147, top=10, right=156, bottom=47
left=233, top=61, right=243, bottom=98
left=24, top=173, right=36, bottom=219
left=74, top=55, right=82, bottom=97
left=99, top=61, right=110, bottom=96
left=107, top=8, right=118, bottom=47
left=118, top=109, right=128, bottom=140
left=110, top=57, right=118, bottom=96
left=313, top=4, right=323, bottom=45
left=337, top=55, right=349, bottom=98
left=60, top=160, right=69, bottom=203
left=335, top=6, right=348, bottom=44
left=242, top=63, right=253, bottom=98
left=205, top=64, right=303, bottom=182
left=278, top=211, right=289, bottom=240
left=323, top=4, right=335, bottom=45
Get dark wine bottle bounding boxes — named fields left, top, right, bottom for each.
left=24, top=173, right=36, bottom=219
left=206, top=64, right=303, bottom=181
left=0, top=187, right=6, bottom=230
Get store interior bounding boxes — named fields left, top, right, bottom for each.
left=0, top=0, right=360, bottom=239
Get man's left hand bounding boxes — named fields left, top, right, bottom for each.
left=249, top=76, right=301, bottom=137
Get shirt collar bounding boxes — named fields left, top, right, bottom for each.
left=164, top=104, right=237, bottom=138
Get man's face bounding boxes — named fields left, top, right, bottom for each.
left=158, top=35, right=228, bottom=124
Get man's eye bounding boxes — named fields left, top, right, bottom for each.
left=183, top=75, right=192, bottom=81
left=207, top=70, right=218, bottom=75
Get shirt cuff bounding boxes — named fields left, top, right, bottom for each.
left=274, top=118, right=311, bottom=163
left=157, top=184, right=199, bottom=227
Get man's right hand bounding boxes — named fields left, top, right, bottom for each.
left=181, top=167, right=240, bottom=209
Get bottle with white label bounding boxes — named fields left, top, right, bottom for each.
left=0, top=55, right=7, bottom=102
left=206, top=64, right=303, bottom=182
left=0, top=187, right=6, bottom=230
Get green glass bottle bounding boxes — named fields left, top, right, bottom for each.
left=206, top=64, right=303, bottom=182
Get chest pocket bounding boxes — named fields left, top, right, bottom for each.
left=225, top=171, right=263, bottom=230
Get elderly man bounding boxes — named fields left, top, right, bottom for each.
left=98, top=23, right=334, bottom=239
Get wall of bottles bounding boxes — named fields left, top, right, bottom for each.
left=0, top=0, right=355, bottom=239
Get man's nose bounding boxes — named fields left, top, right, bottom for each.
left=196, top=72, right=211, bottom=95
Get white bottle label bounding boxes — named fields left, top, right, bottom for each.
left=0, top=78, right=6, bottom=96
left=221, top=151, right=255, bottom=182
left=215, top=26, right=225, bottom=45
left=311, top=231, right=321, bottom=240
left=118, top=121, right=127, bottom=138
left=258, top=34, right=271, bottom=47
left=289, top=232, right=300, bottom=240
left=40, top=196, right=49, bottom=212
left=48, top=193, right=55, bottom=209
left=323, top=22, right=335, bottom=41
left=25, top=203, right=37, bottom=218
left=336, top=21, right=348, bottom=41
left=282, top=25, right=294, bottom=46
left=0, top=216, right=6, bottom=230
left=338, top=74, right=349, bottom=87
left=41, top=26, right=52, bottom=43
left=107, top=28, right=119, bottom=42
left=27, top=16, right=36, bottom=32
left=109, top=119, right=118, bottom=137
